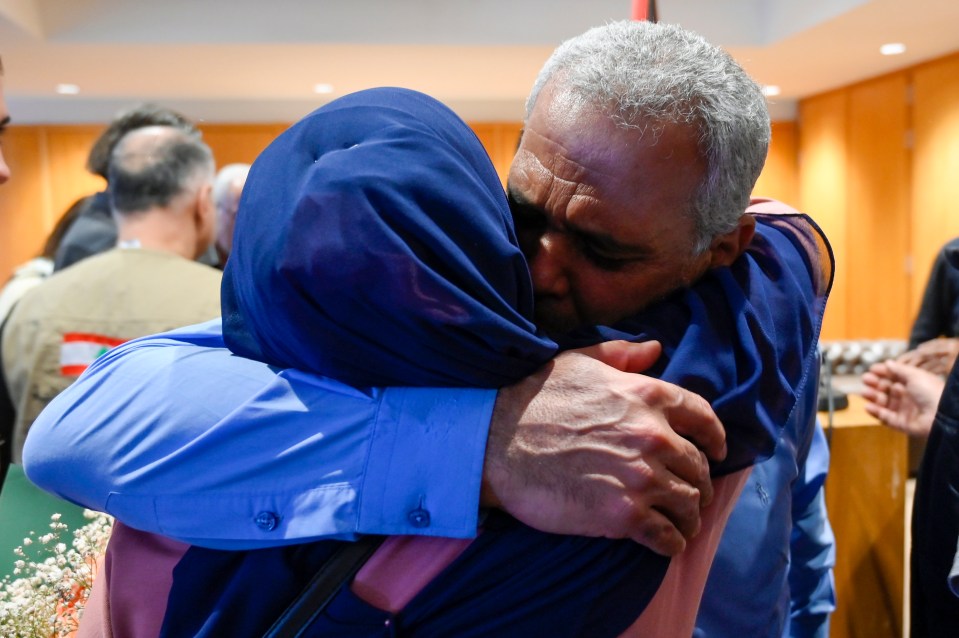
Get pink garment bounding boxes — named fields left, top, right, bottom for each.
left=350, top=468, right=750, bottom=636
left=76, top=522, right=190, bottom=638
left=352, top=535, right=474, bottom=612
left=621, top=468, right=751, bottom=638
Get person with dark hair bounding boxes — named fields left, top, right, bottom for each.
left=0, top=195, right=90, bottom=324
left=902, top=237, right=959, bottom=375
left=2, top=126, right=222, bottom=466
left=52, top=103, right=208, bottom=271
left=863, top=355, right=959, bottom=637
left=0, top=195, right=87, bottom=482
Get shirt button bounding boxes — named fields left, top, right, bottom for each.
left=407, top=508, right=431, bottom=528
left=254, top=511, right=280, bottom=531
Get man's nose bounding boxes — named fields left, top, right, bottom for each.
left=528, top=233, right=570, bottom=297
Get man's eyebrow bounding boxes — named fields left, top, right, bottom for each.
left=0, top=115, right=10, bottom=129
left=574, top=226, right=642, bottom=252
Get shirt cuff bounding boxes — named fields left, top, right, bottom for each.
left=358, top=386, right=497, bottom=538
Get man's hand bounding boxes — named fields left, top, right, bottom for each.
left=480, top=340, right=726, bottom=556
left=898, top=338, right=959, bottom=376
left=861, top=359, right=945, bottom=437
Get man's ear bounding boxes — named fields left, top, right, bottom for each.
left=194, top=183, right=215, bottom=229
left=707, top=214, right=756, bottom=269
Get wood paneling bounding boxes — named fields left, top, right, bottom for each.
left=0, top=127, right=50, bottom=280
left=823, top=395, right=907, bottom=638
left=800, top=91, right=849, bottom=341
left=911, top=53, right=959, bottom=316
left=44, top=127, right=105, bottom=225
left=0, top=120, right=525, bottom=282
left=754, top=121, right=799, bottom=205
left=198, top=123, right=290, bottom=167
left=846, top=73, right=911, bottom=339
left=470, top=122, right=523, bottom=187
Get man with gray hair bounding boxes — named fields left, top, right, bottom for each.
left=26, top=21, right=832, bottom=634
left=2, top=126, right=222, bottom=462
left=211, top=162, right=250, bottom=267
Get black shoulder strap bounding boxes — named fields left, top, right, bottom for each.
left=263, top=535, right=386, bottom=638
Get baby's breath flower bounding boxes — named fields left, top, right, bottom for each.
left=0, top=510, right=113, bottom=637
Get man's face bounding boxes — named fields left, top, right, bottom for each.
left=508, top=83, right=713, bottom=335
left=0, top=75, right=11, bottom=185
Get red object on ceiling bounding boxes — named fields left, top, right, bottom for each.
left=632, top=0, right=658, bottom=22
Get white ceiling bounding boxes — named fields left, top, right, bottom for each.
left=2, top=0, right=958, bottom=125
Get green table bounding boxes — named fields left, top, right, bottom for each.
left=0, top=464, right=89, bottom=580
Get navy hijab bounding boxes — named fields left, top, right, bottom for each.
left=222, top=87, right=557, bottom=388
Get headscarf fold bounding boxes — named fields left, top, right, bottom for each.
left=222, top=87, right=557, bottom=387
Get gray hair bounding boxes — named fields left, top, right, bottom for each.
left=212, top=163, right=250, bottom=214
left=527, top=20, right=770, bottom=252
left=108, top=126, right=214, bottom=216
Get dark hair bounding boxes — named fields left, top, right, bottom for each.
left=87, top=104, right=199, bottom=179
left=41, top=195, right=94, bottom=259
left=108, top=127, right=213, bottom=215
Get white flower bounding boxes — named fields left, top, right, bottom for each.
left=0, top=510, right=113, bottom=637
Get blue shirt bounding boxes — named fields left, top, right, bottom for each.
left=24, top=319, right=497, bottom=548
left=694, top=412, right=836, bottom=638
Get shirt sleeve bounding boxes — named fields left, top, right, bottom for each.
left=786, top=422, right=837, bottom=638
left=22, top=320, right=497, bottom=549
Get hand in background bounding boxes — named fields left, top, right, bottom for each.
left=898, top=337, right=959, bottom=376
left=481, top=340, right=726, bottom=556
left=861, top=359, right=945, bottom=437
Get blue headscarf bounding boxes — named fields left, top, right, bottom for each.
left=221, top=87, right=557, bottom=388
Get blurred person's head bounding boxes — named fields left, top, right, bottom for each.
left=0, top=55, right=11, bottom=186
left=108, top=126, right=216, bottom=260
left=212, top=163, right=250, bottom=266
left=88, top=103, right=199, bottom=180
left=41, top=195, right=94, bottom=259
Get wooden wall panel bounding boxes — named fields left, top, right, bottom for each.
left=754, top=121, right=799, bottom=205
left=911, top=53, right=959, bottom=315
left=0, top=128, right=48, bottom=280
left=44, top=127, right=105, bottom=226
left=823, top=396, right=907, bottom=638
left=469, top=122, right=523, bottom=187
left=799, top=91, right=849, bottom=340
left=198, top=123, right=290, bottom=167
left=0, top=119, right=523, bottom=282
left=845, top=73, right=911, bottom=338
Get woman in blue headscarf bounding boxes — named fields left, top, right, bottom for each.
left=78, top=87, right=829, bottom=637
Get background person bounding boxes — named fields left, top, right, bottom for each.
left=0, top=195, right=89, bottom=325
left=52, top=103, right=220, bottom=271
left=2, top=125, right=222, bottom=467
left=211, top=162, right=250, bottom=267
left=902, top=237, right=959, bottom=375
left=862, top=356, right=959, bottom=637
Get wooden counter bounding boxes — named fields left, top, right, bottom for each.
left=821, top=393, right=907, bottom=638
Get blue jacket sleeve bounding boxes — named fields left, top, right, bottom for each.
left=22, top=320, right=496, bottom=549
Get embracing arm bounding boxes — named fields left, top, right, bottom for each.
left=23, top=321, right=496, bottom=548
left=24, top=321, right=724, bottom=554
